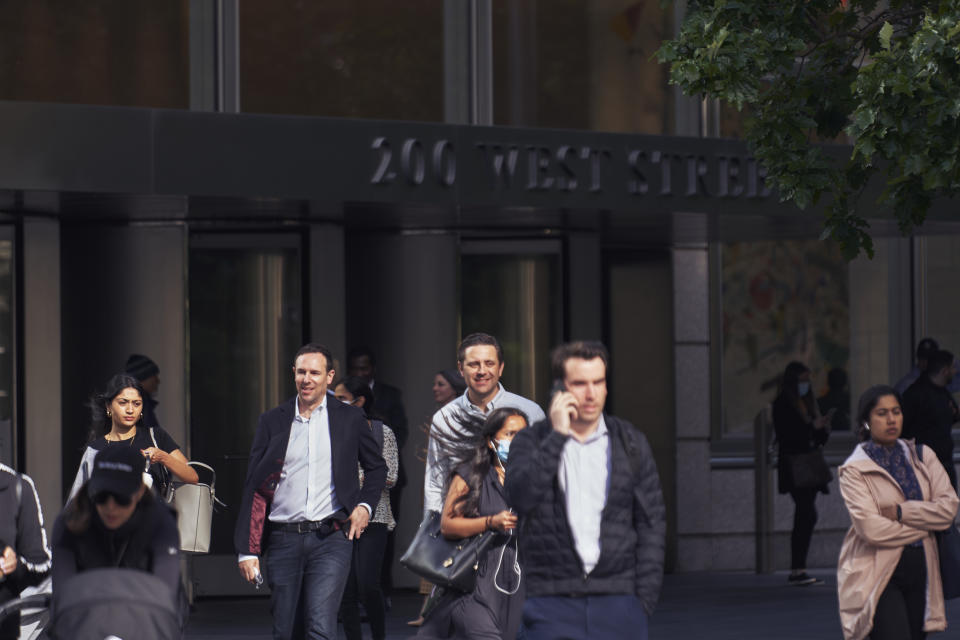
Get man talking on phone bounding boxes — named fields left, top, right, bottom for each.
left=506, top=341, right=665, bottom=640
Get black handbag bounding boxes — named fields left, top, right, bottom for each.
left=788, top=448, right=832, bottom=489
left=915, top=443, right=960, bottom=599
left=400, top=510, right=496, bottom=592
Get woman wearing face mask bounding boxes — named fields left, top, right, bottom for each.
left=837, top=385, right=958, bottom=639
left=52, top=445, right=181, bottom=594
left=773, top=361, right=833, bottom=586
left=417, top=407, right=527, bottom=640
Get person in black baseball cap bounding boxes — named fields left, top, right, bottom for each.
left=53, top=442, right=182, bottom=593
left=86, top=446, right=148, bottom=528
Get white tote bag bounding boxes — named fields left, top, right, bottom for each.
left=170, top=461, right=224, bottom=553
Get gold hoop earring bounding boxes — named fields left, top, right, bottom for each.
left=106, top=409, right=112, bottom=417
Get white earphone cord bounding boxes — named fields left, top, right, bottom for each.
left=493, top=529, right=521, bottom=595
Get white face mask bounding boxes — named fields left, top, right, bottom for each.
left=797, top=382, right=810, bottom=397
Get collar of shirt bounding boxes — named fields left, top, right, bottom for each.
left=459, top=383, right=506, bottom=414
left=295, top=394, right=327, bottom=422
left=575, top=415, right=608, bottom=445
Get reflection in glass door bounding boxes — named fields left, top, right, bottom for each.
left=188, top=233, right=303, bottom=556
left=460, top=240, right=561, bottom=407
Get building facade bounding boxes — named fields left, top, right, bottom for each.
left=0, top=1, right=958, bottom=594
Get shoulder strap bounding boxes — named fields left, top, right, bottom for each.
left=615, top=418, right=643, bottom=480
left=371, top=420, right=385, bottom=450
left=916, top=442, right=923, bottom=462
left=150, top=427, right=159, bottom=448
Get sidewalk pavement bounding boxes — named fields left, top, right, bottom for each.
left=184, top=569, right=960, bottom=639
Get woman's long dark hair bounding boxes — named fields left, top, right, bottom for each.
left=855, top=384, right=902, bottom=442
left=87, top=374, right=146, bottom=443
left=778, top=361, right=816, bottom=417
left=339, top=375, right=384, bottom=421
left=433, top=407, right=528, bottom=518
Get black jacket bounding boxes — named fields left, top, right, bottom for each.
left=902, top=375, right=959, bottom=463
left=504, top=415, right=665, bottom=615
left=773, top=393, right=830, bottom=494
left=234, top=396, right=387, bottom=556
left=0, top=467, right=51, bottom=610
left=51, top=496, right=180, bottom=594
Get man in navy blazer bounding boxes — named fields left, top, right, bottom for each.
left=235, top=343, right=386, bottom=640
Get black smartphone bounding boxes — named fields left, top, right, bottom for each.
left=551, top=378, right=566, bottom=396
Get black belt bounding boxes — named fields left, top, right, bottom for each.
left=271, top=516, right=344, bottom=535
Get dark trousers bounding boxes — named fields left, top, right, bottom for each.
left=789, top=488, right=818, bottom=570
left=522, top=594, right=647, bottom=640
left=870, top=546, right=927, bottom=640
left=264, top=527, right=353, bottom=640
left=340, top=522, right=389, bottom=640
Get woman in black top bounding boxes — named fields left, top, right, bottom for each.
left=52, top=445, right=181, bottom=594
left=68, top=373, right=197, bottom=500
left=417, top=407, right=527, bottom=640
left=773, top=361, right=832, bottom=586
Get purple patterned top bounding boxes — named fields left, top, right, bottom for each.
left=863, top=440, right=923, bottom=501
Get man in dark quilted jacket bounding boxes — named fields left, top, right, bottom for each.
left=506, top=341, right=665, bottom=640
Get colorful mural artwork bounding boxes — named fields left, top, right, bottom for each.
left=722, top=240, right=850, bottom=435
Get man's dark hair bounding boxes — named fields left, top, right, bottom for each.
left=346, top=346, right=376, bottom=367
left=551, top=341, right=610, bottom=380
left=457, top=333, right=504, bottom=364
left=926, top=349, right=955, bottom=376
left=294, top=343, right=335, bottom=372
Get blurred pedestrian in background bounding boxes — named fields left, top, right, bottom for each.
left=837, top=385, right=958, bottom=640
left=894, top=338, right=960, bottom=395
left=774, top=361, right=832, bottom=586
left=417, top=407, right=527, bottom=640
left=335, top=376, right=399, bottom=640
left=124, top=354, right=162, bottom=429
left=818, top=367, right=851, bottom=431
left=432, top=369, right=466, bottom=407
left=902, top=349, right=960, bottom=491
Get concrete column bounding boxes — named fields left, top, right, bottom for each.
left=60, top=223, right=188, bottom=496
left=672, top=229, right=714, bottom=570
left=345, top=230, right=459, bottom=588
left=309, top=224, right=347, bottom=360
left=23, top=218, right=61, bottom=530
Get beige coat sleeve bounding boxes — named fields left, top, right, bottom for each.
left=839, top=465, right=928, bottom=548
left=899, top=445, right=959, bottom=531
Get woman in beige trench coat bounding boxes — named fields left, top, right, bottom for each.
left=838, top=385, right=959, bottom=640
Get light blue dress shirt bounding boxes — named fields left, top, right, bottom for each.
left=558, top=415, right=610, bottom=575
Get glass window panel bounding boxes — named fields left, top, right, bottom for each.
left=189, top=237, right=302, bottom=554
left=493, top=0, right=674, bottom=133
left=240, top=1, right=443, bottom=121
left=0, top=0, right=188, bottom=108
left=719, top=240, right=850, bottom=436
left=461, top=247, right=561, bottom=407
